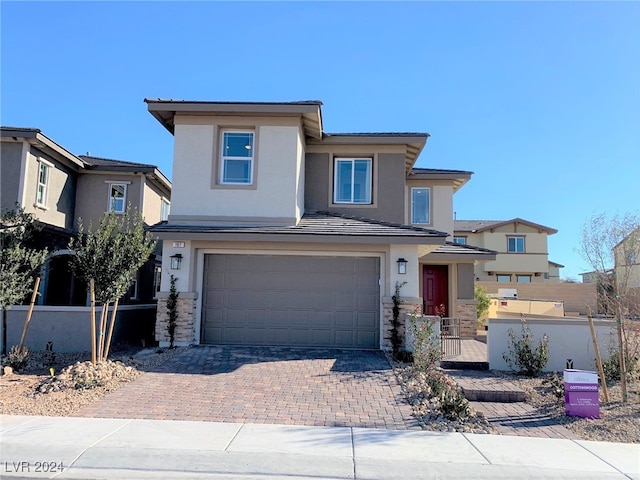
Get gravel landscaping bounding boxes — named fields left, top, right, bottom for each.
left=1, top=346, right=638, bottom=444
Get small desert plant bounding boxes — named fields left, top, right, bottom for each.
left=388, top=281, right=407, bottom=360
left=166, top=274, right=179, bottom=349
left=6, top=345, right=30, bottom=371
left=502, top=317, right=549, bottom=377
left=409, top=310, right=441, bottom=372
left=425, top=370, right=471, bottom=419
left=542, top=372, right=565, bottom=402
left=602, top=350, right=639, bottom=382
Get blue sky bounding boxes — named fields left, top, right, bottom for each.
left=2, top=1, right=639, bottom=280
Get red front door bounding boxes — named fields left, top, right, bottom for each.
left=422, top=265, right=448, bottom=316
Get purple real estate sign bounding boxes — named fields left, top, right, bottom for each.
left=563, top=369, right=600, bottom=419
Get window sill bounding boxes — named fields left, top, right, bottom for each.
left=33, top=203, right=48, bottom=211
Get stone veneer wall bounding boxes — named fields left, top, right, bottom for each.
left=381, top=296, right=422, bottom=350
left=155, top=292, right=198, bottom=346
left=456, top=300, right=477, bottom=338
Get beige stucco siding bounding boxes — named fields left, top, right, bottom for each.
left=170, top=117, right=304, bottom=225
left=142, top=180, right=169, bottom=225
left=1, top=142, right=24, bottom=209
left=304, top=150, right=406, bottom=224
left=406, top=180, right=454, bottom=236
left=22, top=147, right=77, bottom=230
left=75, top=173, right=142, bottom=227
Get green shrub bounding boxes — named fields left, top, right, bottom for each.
left=602, top=350, right=639, bottom=381
left=502, top=320, right=549, bottom=377
left=5, top=346, right=30, bottom=371
left=408, top=311, right=441, bottom=372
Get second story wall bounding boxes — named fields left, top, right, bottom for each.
left=170, top=116, right=305, bottom=226
left=304, top=148, right=406, bottom=224
left=142, top=180, right=170, bottom=226
left=1, top=141, right=24, bottom=210
left=405, top=179, right=454, bottom=236
left=75, top=173, right=143, bottom=227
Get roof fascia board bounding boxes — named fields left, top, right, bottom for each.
left=151, top=231, right=446, bottom=245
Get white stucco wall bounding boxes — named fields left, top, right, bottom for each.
left=488, top=317, right=617, bottom=372
left=170, top=118, right=304, bottom=224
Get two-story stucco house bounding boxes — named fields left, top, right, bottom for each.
left=453, top=218, right=562, bottom=283
left=146, top=100, right=495, bottom=350
left=0, top=126, right=172, bottom=305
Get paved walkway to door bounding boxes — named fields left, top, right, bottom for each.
left=76, top=346, right=420, bottom=430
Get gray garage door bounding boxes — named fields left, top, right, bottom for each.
left=202, top=254, right=380, bottom=348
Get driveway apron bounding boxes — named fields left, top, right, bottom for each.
left=75, top=346, right=420, bottom=430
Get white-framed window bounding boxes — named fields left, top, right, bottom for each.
left=108, top=183, right=127, bottom=213
left=220, top=130, right=254, bottom=184
left=161, top=199, right=170, bottom=221
left=453, top=236, right=467, bottom=245
left=507, top=236, right=525, bottom=253
left=128, top=272, right=139, bottom=300
left=411, top=188, right=430, bottom=224
left=153, top=265, right=162, bottom=298
left=36, top=160, right=50, bottom=207
left=334, top=158, right=372, bottom=204
left=496, top=274, right=511, bottom=283
left=516, top=275, right=531, bottom=283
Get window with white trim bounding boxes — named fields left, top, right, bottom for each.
left=153, top=265, right=162, bottom=298
left=36, top=161, right=50, bottom=207
left=507, top=236, right=525, bottom=253
left=453, top=236, right=467, bottom=245
left=108, top=183, right=127, bottom=213
left=411, top=188, right=430, bottom=224
left=161, top=199, right=170, bottom=221
left=128, top=272, right=139, bottom=300
left=221, top=131, right=254, bottom=184
left=334, top=158, right=372, bottom=204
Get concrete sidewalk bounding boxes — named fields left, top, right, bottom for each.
left=1, top=415, right=638, bottom=480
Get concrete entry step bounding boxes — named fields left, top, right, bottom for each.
left=447, top=370, right=528, bottom=403
left=440, top=360, right=489, bottom=371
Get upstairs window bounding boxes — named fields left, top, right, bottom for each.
left=516, top=275, right=531, bottom=283
left=221, top=131, right=254, bottom=184
left=108, top=183, right=127, bottom=213
left=161, top=199, right=170, bottom=221
left=496, top=274, right=511, bottom=282
left=334, top=158, right=372, bottom=204
left=507, top=236, right=525, bottom=253
left=453, top=236, right=467, bottom=245
left=36, top=160, right=50, bottom=207
left=411, top=188, right=430, bottom=224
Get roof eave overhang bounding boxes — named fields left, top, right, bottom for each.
left=150, top=231, right=446, bottom=244
left=307, top=134, right=428, bottom=172
left=2, top=129, right=85, bottom=170
left=144, top=99, right=323, bottom=140
left=426, top=252, right=497, bottom=262
left=408, top=171, right=472, bottom=192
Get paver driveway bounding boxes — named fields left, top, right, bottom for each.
left=76, top=346, right=420, bottom=430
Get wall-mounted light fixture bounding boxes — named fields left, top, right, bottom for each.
left=397, top=258, right=407, bottom=275
left=170, top=253, right=183, bottom=270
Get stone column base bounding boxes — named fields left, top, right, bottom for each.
left=155, top=291, right=198, bottom=346
left=382, top=296, right=422, bottom=351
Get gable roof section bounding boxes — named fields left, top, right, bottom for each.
left=79, top=155, right=171, bottom=195
left=428, top=241, right=497, bottom=261
left=409, top=167, right=473, bottom=192
left=144, top=99, right=324, bottom=140
left=1, top=126, right=85, bottom=170
left=150, top=210, right=448, bottom=244
left=454, top=218, right=558, bottom=235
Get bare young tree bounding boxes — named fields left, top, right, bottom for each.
left=578, top=211, right=640, bottom=402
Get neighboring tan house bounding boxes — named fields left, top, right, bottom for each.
left=146, top=99, right=496, bottom=350
left=0, top=126, right=172, bottom=306
left=453, top=218, right=561, bottom=283
left=613, top=227, right=640, bottom=317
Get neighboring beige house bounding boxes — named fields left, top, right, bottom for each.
left=614, top=227, right=640, bottom=289
left=146, top=99, right=496, bottom=350
left=454, top=218, right=562, bottom=283
left=0, top=126, right=172, bottom=305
